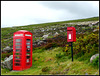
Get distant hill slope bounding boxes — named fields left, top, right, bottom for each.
left=1, top=16, right=99, bottom=50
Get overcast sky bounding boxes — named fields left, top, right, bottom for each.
left=1, top=1, right=99, bottom=28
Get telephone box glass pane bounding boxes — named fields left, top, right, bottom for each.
left=16, top=53, right=20, bottom=55
left=27, top=39, right=30, bottom=42
left=16, top=46, right=20, bottom=48
left=16, top=49, right=20, bottom=52
left=16, top=39, right=21, bottom=42
left=27, top=53, right=30, bottom=55
left=27, top=49, right=30, bottom=52
left=15, top=63, right=20, bottom=66
left=16, top=43, right=21, bottom=45
left=27, top=46, right=30, bottom=48
left=26, top=43, right=30, bottom=45
left=15, top=60, right=20, bottom=62
left=26, top=59, right=29, bottom=62
left=27, top=56, right=30, bottom=59
left=16, top=56, right=20, bottom=59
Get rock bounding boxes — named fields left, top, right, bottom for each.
left=89, top=24, right=93, bottom=27
left=60, top=30, right=63, bottom=32
left=1, top=55, right=13, bottom=70
left=2, top=46, right=12, bottom=53
left=4, top=57, right=8, bottom=61
left=90, top=54, right=99, bottom=63
left=54, top=32, right=59, bottom=36
left=93, top=29, right=99, bottom=32
left=38, top=41, right=43, bottom=45
left=42, top=33, right=50, bottom=40
left=85, top=73, right=88, bottom=75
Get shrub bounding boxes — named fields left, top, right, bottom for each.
left=33, top=48, right=44, bottom=53
left=55, top=53, right=63, bottom=59
left=74, top=51, right=85, bottom=59
left=64, top=44, right=69, bottom=52
left=42, top=66, right=49, bottom=72
left=44, top=43, right=57, bottom=50
left=78, top=51, right=97, bottom=62
left=1, top=52, right=13, bottom=60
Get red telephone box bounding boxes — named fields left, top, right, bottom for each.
left=13, top=30, right=32, bottom=71
left=67, top=27, right=76, bottom=42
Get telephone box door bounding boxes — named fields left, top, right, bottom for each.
left=13, top=38, right=23, bottom=70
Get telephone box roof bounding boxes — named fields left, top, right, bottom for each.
left=14, top=30, right=32, bottom=35
left=17, top=30, right=29, bottom=32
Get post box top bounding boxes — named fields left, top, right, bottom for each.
left=67, top=27, right=75, bottom=31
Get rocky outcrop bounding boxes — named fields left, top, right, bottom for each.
left=1, top=55, right=13, bottom=70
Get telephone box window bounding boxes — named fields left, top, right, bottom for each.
left=26, top=59, right=30, bottom=62
left=16, top=49, right=20, bottom=52
left=15, top=60, right=20, bottom=62
left=16, top=46, right=21, bottom=48
left=27, top=53, right=30, bottom=55
left=16, top=43, right=21, bottom=45
left=26, top=43, right=30, bottom=45
left=27, top=46, right=30, bottom=48
left=15, top=63, right=20, bottom=66
left=16, top=39, right=21, bottom=42
left=27, top=49, right=30, bottom=52
left=27, top=39, right=30, bottom=42
left=27, top=56, right=30, bottom=59
left=16, top=53, right=20, bottom=55
left=15, top=56, right=20, bottom=59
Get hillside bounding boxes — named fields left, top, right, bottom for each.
left=1, top=17, right=99, bottom=75
left=1, top=17, right=99, bottom=50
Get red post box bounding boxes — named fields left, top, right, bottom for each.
left=13, top=30, right=32, bottom=71
left=67, top=27, right=76, bottom=42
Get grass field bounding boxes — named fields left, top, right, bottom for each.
left=1, top=47, right=99, bottom=75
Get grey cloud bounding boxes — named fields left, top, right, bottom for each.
left=39, top=1, right=99, bottom=17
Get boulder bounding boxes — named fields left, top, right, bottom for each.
left=4, top=57, right=8, bottom=61
left=1, top=55, right=13, bottom=70
left=2, top=46, right=12, bottom=53
left=90, top=54, right=99, bottom=63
